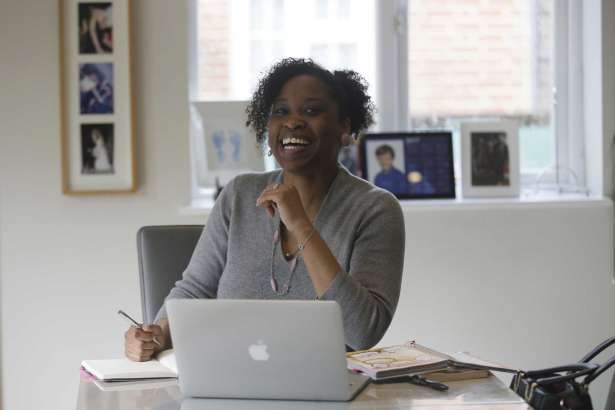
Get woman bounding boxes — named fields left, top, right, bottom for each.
left=91, top=129, right=112, bottom=173
left=125, top=58, right=405, bottom=361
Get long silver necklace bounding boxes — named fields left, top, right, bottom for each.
left=270, top=223, right=316, bottom=295
left=270, top=227, right=299, bottom=295
left=268, top=171, right=330, bottom=295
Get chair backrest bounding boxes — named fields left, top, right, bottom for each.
left=137, top=225, right=204, bottom=323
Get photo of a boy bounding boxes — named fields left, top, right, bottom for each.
left=374, top=144, right=407, bottom=195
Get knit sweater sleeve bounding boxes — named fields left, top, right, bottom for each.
left=154, top=178, right=235, bottom=322
left=318, top=192, right=405, bottom=350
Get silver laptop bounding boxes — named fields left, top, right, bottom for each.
left=166, top=299, right=370, bottom=401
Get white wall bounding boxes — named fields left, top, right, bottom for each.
left=0, top=1, right=202, bottom=409
left=1, top=2, right=615, bottom=410
left=382, top=201, right=615, bottom=410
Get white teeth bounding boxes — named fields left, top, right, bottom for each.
left=282, top=137, right=309, bottom=146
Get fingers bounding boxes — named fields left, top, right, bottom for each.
left=134, top=327, right=155, bottom=342
left=142, top=324, right=162, bottom=335
left=257, top=183, right=300, bottom=219
left=142, top=324, right=163, bottom=345
left=256, top=201, right=276, bottom=218
left=255, top=195, right=276, bottom=217
left=259, top=183, right=278, bottom=197
left=125, top=344, right=155, bottom=362
left=125, top=341, right=155, bottom=362
left=260, top=182, right=287, bottom=197
left=130, top=339, right=157, bottom=351
left=124, top=325, right=161, bottom=362
left=257, top=186, right=286, bottom=206
left=256, top=190, right=279, bottom=218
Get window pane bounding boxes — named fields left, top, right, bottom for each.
left=196, top=0, right=376, bottom=103
left=407, top=0, right=554, bottom=174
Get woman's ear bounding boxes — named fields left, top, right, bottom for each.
left=341, top=132, right=353, bottom=146
left=340, top=118, right=352, bottom=146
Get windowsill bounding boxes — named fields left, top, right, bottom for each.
left=179, top=191, right=612, bottom=217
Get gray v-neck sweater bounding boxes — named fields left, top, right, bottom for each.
left=156, top=165, right=405, bottom=350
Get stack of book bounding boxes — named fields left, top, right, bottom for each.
left=346, top=340, right=507, bottom=381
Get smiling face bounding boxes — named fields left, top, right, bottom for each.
left=267, top=75, right=350, bottom=175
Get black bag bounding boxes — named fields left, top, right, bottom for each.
left=510, top=336, right=615, bottom=410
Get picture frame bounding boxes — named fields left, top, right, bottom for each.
left=58, top=0, right=136, bottom=194
left=460, top=121, right=519, bottom=198
left=191, top=101, right=265, bottom=188
left=359, top=132, right=456, bottom=200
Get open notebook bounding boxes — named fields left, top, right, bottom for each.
left=81, top=349, right=177, bottom=381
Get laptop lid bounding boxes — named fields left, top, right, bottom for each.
left=167, top=299, right=364, bottom=401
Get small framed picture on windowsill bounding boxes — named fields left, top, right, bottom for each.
left=461, top=121, right=520, bottom=198
left=359, top=132, right=456, bottom=200
left=58, top=0, right=136, bottom=194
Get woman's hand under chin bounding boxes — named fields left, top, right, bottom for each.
left=255, top=183, right=312, bottom=234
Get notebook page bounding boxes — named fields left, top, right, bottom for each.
left=81, top=355, right=177, bottom=381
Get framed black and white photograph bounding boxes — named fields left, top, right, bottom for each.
left=59, top=0, right=135, bottom=194
left=360, top=132, right=456, bottom=199
left=80, top=123, right=114, bottom=175
left=461, top=121, right=519, bottom=198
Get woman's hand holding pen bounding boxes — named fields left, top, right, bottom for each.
left=124, top=323, right=168, bottom=362
left=119, top=310, right=171, bottom=362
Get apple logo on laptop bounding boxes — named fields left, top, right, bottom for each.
left=248, top=340, right=270, bottom=361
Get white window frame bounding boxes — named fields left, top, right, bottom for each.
left=188, top=0, right=587, bottom=201
left=188, top=0, right=216, bottom=201
left=551, top=0, right=586, bottom=190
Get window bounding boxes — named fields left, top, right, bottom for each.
left=406, top=0, right=554, bottom=179
left=194, top=0, right=376, bottom=101
left=189, top=0, right=584, bottom=197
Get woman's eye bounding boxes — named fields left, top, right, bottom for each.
left=271, top=107, right=288, bottom=116
left=304, top=107, right=322, bottom=115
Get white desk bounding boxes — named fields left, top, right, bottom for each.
left=76, top=374, right=531, bottom=409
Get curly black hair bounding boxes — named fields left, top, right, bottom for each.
left=246, top=57, right=376, bottom=145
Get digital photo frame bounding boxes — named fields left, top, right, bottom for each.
left=359, top=132, right=456, bottom=200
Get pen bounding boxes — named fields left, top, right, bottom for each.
left=408, top=375, right=449, bottom=391
left=373, top=374, right=449, bottom=392
left=118, top=309, right=161, bottom=347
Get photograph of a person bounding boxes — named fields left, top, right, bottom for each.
left=81, top=123, right=114, bottom=175
left=364, top=140, right=407, bottom=196
left=471, top=131, right=510, bottom=186
left=79, top=63, right=113, bottom=114
left=78, top=2, right=113, bottom=54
